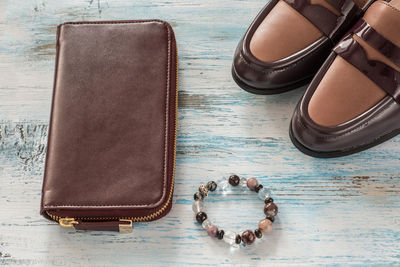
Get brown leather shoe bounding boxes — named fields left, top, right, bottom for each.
left=232, top=0, right=374, bottom=94
left=290, top=0, right=400, bottom=157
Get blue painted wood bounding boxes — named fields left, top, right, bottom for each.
left=1, top=0, right=400, bottom=265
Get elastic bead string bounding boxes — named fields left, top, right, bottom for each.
left=192, top=174, right=278, bottom=247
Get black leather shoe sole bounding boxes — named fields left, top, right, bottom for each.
left=231, top=65, right=312, bottom=95
left=289, top=121, right=400, bottom=158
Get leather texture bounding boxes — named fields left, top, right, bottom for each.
left=284, top=0, right=360, bottom=38
left=335, top=21, right=400, bottom=103
left=73, top=220, right=130, bottom=232
left=249, top=1, right=323, bottom=62
left=352, top=20, right=400, bottom=67
left=40, top=20, right=177, bottom=223
left=290, top=0, right=400, bottom=157
left=363, top=0, right=400, bottom=48
left=308, top=55, right=386, bottom=126
left=232, top=0, right=364, bottom=93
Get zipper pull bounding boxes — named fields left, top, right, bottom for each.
left=59, top=217, right=78, bottom=228
left=118, top=219, right=133, bottom=233
left=58, top=218, right=133, bottom=233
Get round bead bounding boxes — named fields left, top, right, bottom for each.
left=207, top=225, right=218, bottom=237
left=264, top=202, right=278, bottom=216
left=218, top=180, right=230, bottom=192
left=207, top=181, right=217, bottom=191
left=198, top=185, right=208, bottom=197
left=235, top=234, right=242, bottom=244
left=241, top=230, right=256, bottom=245
left=192, top=200, right=205, bottom=213
left=239, top=178, right=248, bottom=191
left=201, top=219, right=211, bottom=229
left=258, top=218, right=273, bottom=234
left=223, top=231, right=237, bottom=246
left=255, top=229, right=262, bottom=238
left=254, top=184, right=263, bottom=193
left=216, top=230, right=224, bottom=240
left=266, top=215, right=275, bottom=223
left=246, top=178, right=258, bottom=191
left=258, top=187, right=271, bottom=201
left=193, top=192, right=202, bottom=200
left=196, top=212, right=207, bottom=224
left=265, top=197, right=274, bottom=204
left=228, top=175, right=240, bottom=186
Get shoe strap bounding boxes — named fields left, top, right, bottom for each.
left=284, top=0, right=362, bottom=41
left=334, top=19, right=400, bottom=104
left=352, top=19, right=400, bottom=68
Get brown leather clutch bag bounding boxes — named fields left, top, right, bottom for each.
left=40, top=20, right=178, bottom=233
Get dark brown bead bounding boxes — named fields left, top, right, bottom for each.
left=228, top=175, right=240, bottom=186
left=193, top=192, right=202, bottom=201
left=196, top=212, right=207, bottom=224
left=235, top=234, right=241, bottom=244
left=241, top=230, right=256, bottom=245
left=255, top=229, right=262, bottom=238
left=207, top=181, right=217, bottom=191
left=264, top=202, right=278, bottom=216
left=264, top=197, right=274, bottom=204
left=254, top=184, right=263, bottom=193
left=266, top=215, right=275, bottom=223
left=216, top=230, right=224, bottom=240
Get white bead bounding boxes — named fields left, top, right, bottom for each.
left=239, top=178, right=248, bottom=191
left=192, top=200, right=205, bottom=213
left=202, top=219, right=211, bottom=229
left=258, top=188, right=271, bottom=200
left=223, top=230, right=236, bottom=246
left=218, top=180, right=229, bottom=192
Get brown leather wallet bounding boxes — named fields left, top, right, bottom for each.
left=40, top=20, right=178, bottom=233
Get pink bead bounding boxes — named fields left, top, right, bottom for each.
left=258, top=219, right=273, bottom=234
left=246, top=178, right=258, bottom=191
left=207, top=225, right=218, bottom=237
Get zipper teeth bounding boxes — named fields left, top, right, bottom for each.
left=46, top=44, right=179, bottom=224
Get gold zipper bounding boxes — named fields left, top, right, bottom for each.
left=46, top=44, right=179, bottom=233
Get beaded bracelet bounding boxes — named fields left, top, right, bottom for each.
left=192, top=174, right=278, bottom=247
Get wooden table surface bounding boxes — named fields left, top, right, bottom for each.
left=1, top=0, right=399, bottom=266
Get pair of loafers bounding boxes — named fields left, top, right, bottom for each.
left=233, top=0, right=400, bottom=158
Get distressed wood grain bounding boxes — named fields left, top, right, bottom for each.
left=1, top=0, right=400, bottom=266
